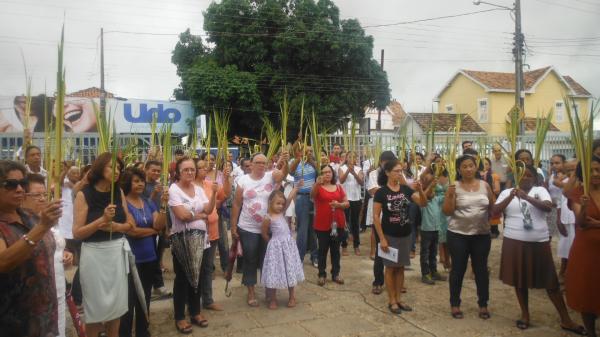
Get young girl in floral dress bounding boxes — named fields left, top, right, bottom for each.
left=261, top=183, right=304, bottom=309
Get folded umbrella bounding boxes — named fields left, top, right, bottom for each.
left=170, top=228, right=206, bottom=290
left=127, top=251, right=149, bottom=321
left=224, top=236, right=240, bottom=297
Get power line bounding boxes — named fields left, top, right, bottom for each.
left=361, top=8, right=505, bottom=28
left=531, top=0, right=600, bottom=15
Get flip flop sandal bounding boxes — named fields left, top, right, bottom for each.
left=516, top=320, right=529, bottom=330
left=398, top=303, right=413, bottom=312
left=318, top=277, right=326, bottom=286
left=175, top=321, right=193, bottom=334
left=451, top=310, right=464, bottom=319
left=371, top=285, right=383, bottom=295
left=478, top=310, right=491, bottom=320
left=191, top=317, right=208, bottom=328
left=388, top=304, right=402, bottom=315
left=561, top=325, right=588, bottom=336
left=247, top=299, right=259, bottom=307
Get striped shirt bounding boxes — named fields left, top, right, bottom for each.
left=292, top=161, right=316, bottom=194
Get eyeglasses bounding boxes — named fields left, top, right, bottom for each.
left=25, top=192, right=46, bottom=201
left=1, top=178, right=29, bottom=190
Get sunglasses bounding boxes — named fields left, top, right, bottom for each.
left=1, top=178, right=29, bottom=190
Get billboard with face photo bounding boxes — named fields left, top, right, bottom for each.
left=0, top=94, right=195, bottom=134
left=0, top=94, right=55, bottom=133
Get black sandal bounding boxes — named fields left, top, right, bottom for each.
left=561, top=325, right=587, bottom=336
left=516, top=319, right=529, bottom=330
left=388, top=303, right=402, bottom=315
left=398, top=303, right=413, bottom=312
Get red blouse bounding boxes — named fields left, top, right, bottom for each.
left=313, top=184, right=346, bottom=231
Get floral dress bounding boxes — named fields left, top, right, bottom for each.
left=261, top=214, right=305, bottom=289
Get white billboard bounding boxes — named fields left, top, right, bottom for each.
left=108, top=98, right=195, bottom=134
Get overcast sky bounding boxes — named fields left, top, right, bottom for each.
left=0, top=0, right=598, bottom=113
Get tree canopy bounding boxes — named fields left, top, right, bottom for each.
left=172, top=0, right=391, bottom=139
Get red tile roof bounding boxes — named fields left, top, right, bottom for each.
left=409, top=113, right=485, bottom=133
left=462, top=67, right=551, bottom=91
left=68, top=87, right=114, bottom=98
left=563, top=76, right=592, bottom=96
left=523, top=117, right=560, bottom=132
left=460, top=67, right=591, bottom=97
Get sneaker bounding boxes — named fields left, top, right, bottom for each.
left=152, top=286, right=172, bottom=300
left=431, top=272, right=447, bottom=281
left=421, top=274, right=435, bottom=285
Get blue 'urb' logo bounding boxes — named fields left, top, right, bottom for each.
left=124, top=103, right=181, bottom=123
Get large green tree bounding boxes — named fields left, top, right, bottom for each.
left=172, top=0, right=390, bottom=139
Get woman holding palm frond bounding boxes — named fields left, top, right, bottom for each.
left=565, top=155, right=600, bottom=337
left=73, top=152, right=134, bottom=337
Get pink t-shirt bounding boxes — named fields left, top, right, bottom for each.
left=237, top=171, right=275, bottom=234
left=168, top=183, right=208, bottom=235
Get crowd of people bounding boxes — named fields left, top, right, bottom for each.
left=1, top=137, right=599, bottom=337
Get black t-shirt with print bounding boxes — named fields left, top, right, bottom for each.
left=373, top=184, right=414, bottom=237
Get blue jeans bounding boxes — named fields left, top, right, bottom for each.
left=295, top=193, right=318, bottom=262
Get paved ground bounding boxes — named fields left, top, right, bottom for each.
left=138, top=231, right=592, bottom=337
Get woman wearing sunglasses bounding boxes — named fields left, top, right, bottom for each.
left=0, top=160, right=63, bottom=337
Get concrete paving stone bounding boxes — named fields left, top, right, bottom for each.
left=249, top=303, right=320, bottom=327
left=300, top=314, right=378, bottom=337
left=240, top=323, right=315, bottom=337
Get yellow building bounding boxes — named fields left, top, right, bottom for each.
left=434, top=66, right=593, bottom=135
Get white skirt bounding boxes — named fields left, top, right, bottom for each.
left=557, top=222, right=575, bottom=259
left=80, top=238, right=130, bottom=323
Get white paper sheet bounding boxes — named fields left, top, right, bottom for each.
left=377, top=243, right=398, bottom=263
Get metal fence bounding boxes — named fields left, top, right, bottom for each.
left=322, top=133, right=579, bottom=163
left=0, top=131, right=592, bottom=168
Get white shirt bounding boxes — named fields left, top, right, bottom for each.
left=283, top=174, right=296, bottom=218
left=559, top=194, right=576, bottom=225
left=548, top=174, right=565, bottom=202
left=58, top=183, right=74, bottom=239
left=362, top=158, right=373, bottom=188
left=237, top=171, right=275, bottom=233
left=25, top=164, right=47, bottom=178
left=232, top=165, right=244, bottom=183
left=339, top=164, right=362, bottom=201
left=496, top=186, right=552, bottom=242
left=168, top=183, right=209, bottom=235
left=366, top=168, right=381, bottom=226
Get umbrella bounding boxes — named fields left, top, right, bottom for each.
left=127, top=251, right=149, bottom=321
left=66, top=290, right=86, bottom=337
left=224, top=236, right=240, bottom=297
left=170, top=228, right=206, bottom=289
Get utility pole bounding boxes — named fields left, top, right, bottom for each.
left=513, top=0, right=525, bottom=134
left=376, top=49, right=384, bottom=131
left=100, top=27, right=105, bottom=115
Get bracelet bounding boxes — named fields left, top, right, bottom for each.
left=22, top=234, right=36, bottom=246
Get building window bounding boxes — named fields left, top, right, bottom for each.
left=477, top=98, right=488, bottom=123
left=445, top=104, right=454, bottom=114
left=555, top=100, right=565, bottom=123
